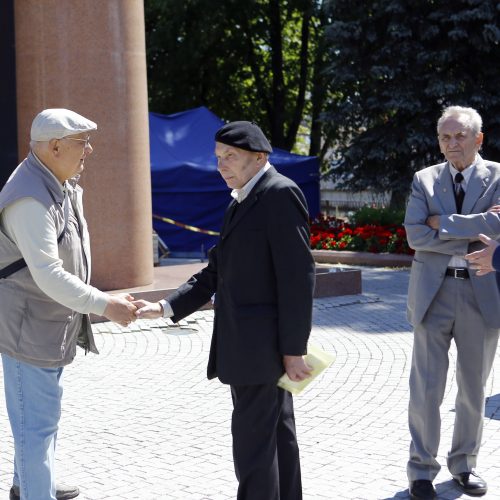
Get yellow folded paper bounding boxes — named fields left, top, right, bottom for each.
left=277, top=343, right=335, bottom=395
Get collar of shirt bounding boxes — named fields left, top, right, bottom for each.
left=231, top=162, right=272, bottom=203
left=448, top=155, right=478, bottom=189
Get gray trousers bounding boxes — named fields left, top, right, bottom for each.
left=407, top=276, right=499, bottom=481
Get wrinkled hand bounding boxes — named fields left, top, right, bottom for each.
left=103, top=293, right=137, bottom=327
left=426, top=215, right=440, bottom=230
left=132, top=299, right=163, bottom=319
left=465, top=233, right=499, bottom=276
left=283, top=355, right=312, bottom=382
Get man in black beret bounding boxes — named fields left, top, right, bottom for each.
left=134, top=120, right=315, bottom=500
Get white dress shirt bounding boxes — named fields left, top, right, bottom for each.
left=230, top=162, right=271, bottom=203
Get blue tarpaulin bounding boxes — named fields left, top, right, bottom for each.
left=150, top=106, right=320, bottom=257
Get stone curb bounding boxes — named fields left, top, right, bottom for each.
left=312, top=249, right=413, bottom=267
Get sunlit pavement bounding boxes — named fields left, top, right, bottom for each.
left=0, top=266, right=499, bottom=499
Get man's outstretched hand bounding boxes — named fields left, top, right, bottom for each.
left=103, top=293, right=137, bottom=327
left=132, top=299, right=163, bottom=319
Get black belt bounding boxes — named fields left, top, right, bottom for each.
left=445, top=267, right=469, bottom=279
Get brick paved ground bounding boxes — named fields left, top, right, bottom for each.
left=0, top=266, right=499, bottom=499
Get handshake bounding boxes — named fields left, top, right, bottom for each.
left=102, top=294, right=164, bottom=327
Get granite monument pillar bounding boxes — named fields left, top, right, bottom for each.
left=14, top=0, right=153, bottom=290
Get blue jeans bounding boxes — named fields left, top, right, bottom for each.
left=2, top=354, right=64, bottom=500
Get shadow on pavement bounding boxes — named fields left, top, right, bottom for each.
left=436, top=479, right=464, bottom=499
left=383, top=480, right=465, bottom=499
left=380, top=489, right=409, bottom=499
left=485, top=393, right=500, bottom=420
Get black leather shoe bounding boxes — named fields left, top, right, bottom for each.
left=409, top=479, right=437, bottom=499
left=452, top=471, right=487, bottom=496
left=10, top=483, right=80, bottom=500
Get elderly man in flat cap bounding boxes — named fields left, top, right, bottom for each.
left=134, top=121, right=315, bottom=500
left=0, top=108, right=137, bottom=500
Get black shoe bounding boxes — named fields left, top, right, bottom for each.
left=452, top=471, right=487, bottom=496
left=10, top=483, right=80, bottom=500
left=409, top=479, right=437, bottom=499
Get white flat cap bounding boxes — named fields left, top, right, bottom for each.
left=31, top=108, right=97, bottom=141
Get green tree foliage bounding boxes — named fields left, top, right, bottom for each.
left=145, top=0, right=327, bottom=152
left=323, top=0, right=500, bottom=208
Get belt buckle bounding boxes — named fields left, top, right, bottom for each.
left=454, top=268, right=465, bottom=279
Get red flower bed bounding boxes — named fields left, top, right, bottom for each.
left=310, top=214, right=414, bottom=255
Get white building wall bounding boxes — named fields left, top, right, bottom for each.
left=320, top=179, right=391, bottom=217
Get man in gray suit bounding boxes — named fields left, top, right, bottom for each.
left=404, top=106, right=500, bottom=499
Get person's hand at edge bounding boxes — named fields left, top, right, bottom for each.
left=132, top=299, right=163, bottom=319
left=103, top=294, right=137, bottom=327
left=465, top=233, right=499, bottom=275
left=283, top=355, right=312, bottom=382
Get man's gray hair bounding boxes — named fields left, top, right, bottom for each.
left=437, top=105, right=483, bottom=135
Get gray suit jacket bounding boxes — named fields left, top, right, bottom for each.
left=404, top=155, right=500, bottom=328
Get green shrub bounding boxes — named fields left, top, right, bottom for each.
left=349, top=206, right=405, bottom=226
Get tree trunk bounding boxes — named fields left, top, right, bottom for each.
left=309, top=5, right=328, bottom=158
left=285, top=6, right=311, bottom=151
left=389, top=188, right=409, bottom=210
left=268, top=0, right=286, bottom=148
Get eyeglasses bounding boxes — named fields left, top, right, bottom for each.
left=63, top=136, right=91, bottom=147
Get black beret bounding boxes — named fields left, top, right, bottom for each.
left=215, top=121, right=272, bottom=153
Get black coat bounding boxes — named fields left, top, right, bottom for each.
left=168, top=167, right=315, bottom=385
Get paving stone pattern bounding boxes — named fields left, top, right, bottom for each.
left=0, top=267, right=499, bottom=499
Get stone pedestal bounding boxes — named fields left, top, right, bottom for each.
left=14, top=0, right=153, bottom=290
left=90, top=262, right=362, bottom=322
left=315, top=266, right=362, bottom=297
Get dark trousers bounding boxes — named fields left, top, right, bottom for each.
left=230, top=384, right=302, bottom=500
